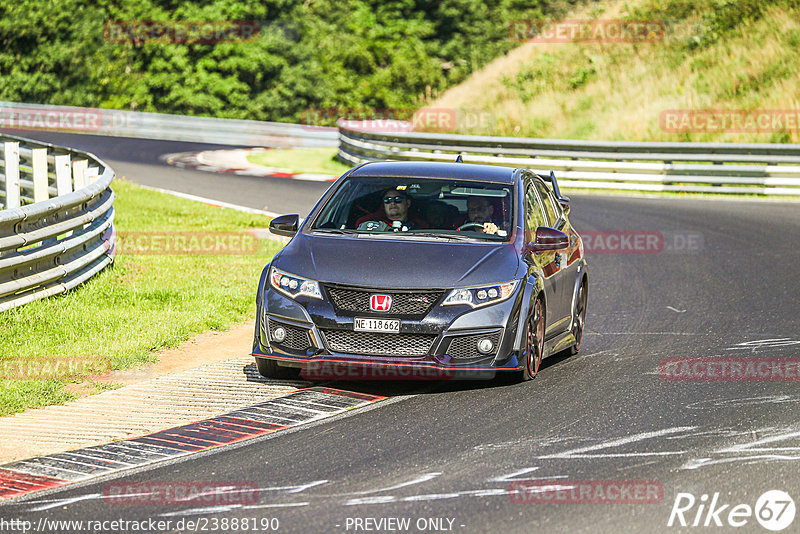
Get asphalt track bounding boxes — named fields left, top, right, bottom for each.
left=2, top=131, right=800, bottom=533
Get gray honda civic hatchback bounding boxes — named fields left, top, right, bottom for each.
left=253, top=160, right=588, bottom=381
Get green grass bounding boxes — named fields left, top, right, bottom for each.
left=0, top=178, right=284, bottom=416
left=247, top=148, right=351, bottom=176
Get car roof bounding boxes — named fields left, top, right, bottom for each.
left=348, top=161, right=518, bottom=184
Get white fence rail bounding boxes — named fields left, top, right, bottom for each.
left=0, top=101, right=338, bottom=148
left=338, top=124, right=800, bottom=195
left=0, top=133, right=115, bottom=312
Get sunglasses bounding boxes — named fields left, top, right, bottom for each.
left=383, top=196, right=406, bottom=204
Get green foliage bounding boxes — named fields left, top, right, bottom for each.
left=0, top=0, right=577, bottom=122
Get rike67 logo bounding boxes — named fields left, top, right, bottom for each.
left=668, top=490, right=796, bottom=531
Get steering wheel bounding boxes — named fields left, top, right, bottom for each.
left=456, top=222, right=485, bottom=231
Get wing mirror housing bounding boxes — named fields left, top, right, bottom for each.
left=269, top=214, right=300, bottom=237
left=526, top=227, right=569, bottom=254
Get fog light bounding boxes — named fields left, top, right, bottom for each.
left=272, top=327, right=287, bottom=343
left=477, top=338, right=494, bottom=354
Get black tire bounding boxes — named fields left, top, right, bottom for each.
left=521, top=297, right=545, bottom=381
left=255, top=356, right=300, bottom=380
left=569, top=280, right=587, bottom=356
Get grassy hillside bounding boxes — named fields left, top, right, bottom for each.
left=428, top=0, right=800, bottom=143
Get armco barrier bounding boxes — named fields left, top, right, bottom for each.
left=0, top=133, right=115, bottom=312
left=0, top=101, right=338, bottom=148
left=337, top=124, right=800, bottom=195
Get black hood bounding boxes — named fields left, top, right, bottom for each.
left=275, top=233, right=521, bottom=289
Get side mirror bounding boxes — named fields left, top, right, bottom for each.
left=269, top=214, right=300, bottom=237
left=526, top=227, right=569, bottom=254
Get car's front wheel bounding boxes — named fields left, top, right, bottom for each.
left=522, top=297, right=545, bottom=381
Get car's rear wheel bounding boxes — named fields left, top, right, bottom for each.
left=255, top=357, right=300, bottom=380
left=522, top=298, right=544, bottom=381
left=569, top=280, right=587, bottom=355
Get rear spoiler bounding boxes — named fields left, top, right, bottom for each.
left=537, top=170, right=570, bottom=211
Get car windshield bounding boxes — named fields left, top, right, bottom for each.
left=310, top=176, right=514, bottom=241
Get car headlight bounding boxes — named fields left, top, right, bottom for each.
left=442, top=281, right=518, bottom=308
left=269, top=267, right=322, bottom=300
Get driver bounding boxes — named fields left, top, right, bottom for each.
left=356, top=188, right=426, bottom=231
left=464, top=196, right=499, bottom=235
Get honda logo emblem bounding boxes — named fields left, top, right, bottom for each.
left=370, top=294, right=392, bottom=312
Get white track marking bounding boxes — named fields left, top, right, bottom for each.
left=724, top=338, right=800, bottom=350
left=682, top=428, right=800, bottom=470
left=345, top=496, right=397, bottom=505
left=27, top=493, right=101, bottom=512
left=400, top=493, right=461, bottom=502
left=589, top=332, right=702, bottom=335
left=348, top=473, right=441, bottom=495
left=133, top=184, right=282, bottom=218
left=686, top=395, right=797, bottom=410
left=243, top=502, right=310, bottom=509
left=160, top=505, right=242, bottom=517
left=538, top=427, right=696, bottom=459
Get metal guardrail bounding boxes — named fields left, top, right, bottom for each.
left=338, top=124, right=800, bottom=195
left=0, top=133, right=115, bottom=312
left=0, top=101, right=338, bottom=148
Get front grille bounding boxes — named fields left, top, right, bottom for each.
left=325, top=285, right=443, bottom=316
left=269, top=319, right=311, bottom=352
left=446, top=331, right=502, bottom=360
left=321, top=329, right=437, bottom=357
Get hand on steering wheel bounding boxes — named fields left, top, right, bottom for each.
left=457, top=222, right=499, bottom=234
left=456, top=222, right=485, bottom=231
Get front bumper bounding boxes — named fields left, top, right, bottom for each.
left=253, top=283, right=526, bottom=378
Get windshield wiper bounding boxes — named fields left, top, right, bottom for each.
left=311, top=228, right=358, bottom=235
left=386, top=232, right=493, bottom=242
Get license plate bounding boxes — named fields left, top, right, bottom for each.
left=354, top=318, right=400, bottom=333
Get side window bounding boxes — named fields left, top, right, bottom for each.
left=525, top=184, right=546, bottom=239
left=546, top=187, right=563, bottom=221
left=533, top=180, right=557, bottom=227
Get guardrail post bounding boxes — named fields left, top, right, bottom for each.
left=72, top=159, right=88, bottom=190
left=85, top=166, right=99, bottom=183
left=32, top=148, right=49, bottom=203
left=3, top=141, right=21, bottom=209
left=55, top=154, right=72, bottom=196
